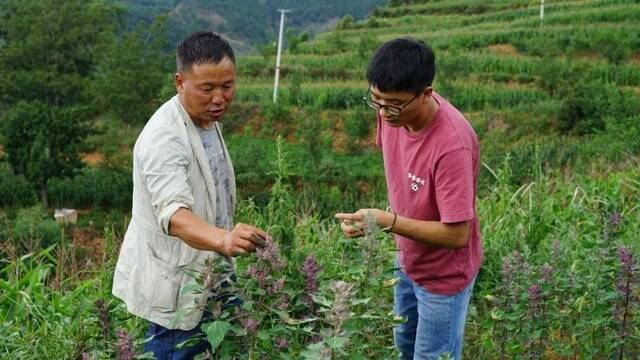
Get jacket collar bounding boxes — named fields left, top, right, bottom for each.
left=173, top=96, right=218, bottom=210
left=172, top=95, right=237, bottom=218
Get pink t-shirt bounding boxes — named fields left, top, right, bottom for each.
left=376, top=92, right=482, bottom=295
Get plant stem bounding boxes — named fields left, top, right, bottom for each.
left=617, top=276, right=631, bottom=360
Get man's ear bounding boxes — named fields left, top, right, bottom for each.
left=422, top=86, right=433, bottom=102
left=175, top=73, right=184, bottom=93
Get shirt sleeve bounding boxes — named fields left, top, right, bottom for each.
left=137, top=125, right=195, bottom=235
left=434, top=149, right=475, bottom=223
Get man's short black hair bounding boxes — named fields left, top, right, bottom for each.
left=177, top=31, right=235, bottom=73
left=366, top=37, right=435, bottom=95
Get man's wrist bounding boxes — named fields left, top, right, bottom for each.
left=380, top=211, right=397, bottom=233
left=210, top=228, right=229, bottom=253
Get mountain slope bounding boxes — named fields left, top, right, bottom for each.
left=113, top=0, right=387, bottom=53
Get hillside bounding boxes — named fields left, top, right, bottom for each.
left=1, top=0, right=639, bottom=358
left=231, top=0, right=640, bottom=188
left=113, top=0, right=387, bottom=53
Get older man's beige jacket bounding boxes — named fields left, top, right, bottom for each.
left=112, top=95, right=236, bottom=331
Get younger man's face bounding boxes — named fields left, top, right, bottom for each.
left=370, top=86, right=430, bottom=127
left=176, top=57, right=236, bottom=126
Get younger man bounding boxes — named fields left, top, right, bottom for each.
left=335, top=38, right=482, bottom=360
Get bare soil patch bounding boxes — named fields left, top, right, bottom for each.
left=81, top=152, right=105, bottom=166
left=487, top=44, right=519, bottom=56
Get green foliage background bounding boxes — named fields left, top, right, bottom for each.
left=1, top=0, right=640, bottom=358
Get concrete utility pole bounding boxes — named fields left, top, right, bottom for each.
left=273, top=9, right=290, bottom=103
left=540, top=0, right=545, bottom=24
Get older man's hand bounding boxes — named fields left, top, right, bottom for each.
left=219, top=223, right=268, bottom=257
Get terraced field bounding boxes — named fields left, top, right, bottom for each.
left=1, top=0, right=639, bottom=358
left=225, top=0, right=640, bottom=201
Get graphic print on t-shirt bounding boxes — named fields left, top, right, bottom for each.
left=198, top=126, right=234, bottom=230
left=408, top=172, right=425, bottom=192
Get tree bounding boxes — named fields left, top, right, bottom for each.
left=335, top=14, right=354, bottom=30
left=92, top=16, right=173, bottom=124
left=3, top=102, right=93, bottom=208
left=286, top=29, right=311, bottom=54
left=0, top=0, right=120, bottom=208
left=286, top=27, right=299, bottom=54
left=258, top=42, right=277, bottom=60
left=388, top=0, right=414, bottom=7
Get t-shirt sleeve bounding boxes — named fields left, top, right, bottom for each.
left=434, top=149, right=475, bottom=223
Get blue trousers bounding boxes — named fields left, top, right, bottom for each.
left=144, top=275, right=240, bottom=360
left=393, top=269, right=475, bottom=360
left=144, top=315, right=212, bottom=360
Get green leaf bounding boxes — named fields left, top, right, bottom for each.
left=202, top=321, right=231, bottom=351
left=277, top=310, right=318, bottom=325
left=358, top=313, right=381, bottom=319
left=351, top=298, right=371, bottom=305
left=230, top=324, right=247, bottom=337
left=241, top=301, right=254, bottom=311
left=326, top=336, right=348, bottom=349
left=180, top=283, right=203, bottom=295
left=257, top=330, right=270, bottom=340
left=301, top=347, right=323, bottom=360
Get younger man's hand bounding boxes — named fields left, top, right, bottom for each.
left=335, top=212, right=365, bottom=238
left=335, top=208, right=393, bottom=238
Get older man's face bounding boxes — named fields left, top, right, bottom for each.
left=175, top=57, right=236, bottom=127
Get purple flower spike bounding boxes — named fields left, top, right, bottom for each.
left=618, top=246, right=634, bottom=271
left=302, top=254, right=321, bottom=294
left=276, top=336, right=288, bottom=349
left=551, top=239, right=561, bottom=256
left=615, top=245, right=637, bottom=294
left=527, top=284, right=543, bottom=319
left=528, top=284, right=541, bottom=304
left=501, top=257, right=514, bottom=282
left=541, top=264, right=554, bottom=283
left=115, top=329, right=135, bottom=360
left=327, top=280, right=355, bottom=333
left=242, top=318, right=261, bottom=334
left=277, top=293, right=290, bottom=310
left=609, top=211, right=621, bottom=227
left=256, top=236, right=286, bottom=271
left=512, top=251, right=524, bottom=265
left=269, top=277, right=285, bottom=294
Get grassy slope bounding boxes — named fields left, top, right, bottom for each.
left=230, top=0, right=640, bottom=191
left=3, top=0, right=640, bottom=358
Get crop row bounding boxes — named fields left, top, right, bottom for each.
left=235, top=81, right=549, bottom=112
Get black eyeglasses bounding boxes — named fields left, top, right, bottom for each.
left=363, top=87, right=421, bottom=117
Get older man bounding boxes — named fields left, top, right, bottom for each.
left=112, top=31, right=267, bottom=359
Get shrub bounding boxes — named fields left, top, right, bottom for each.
left=48, top=166, right=132, bottom=209
left=11, top=205, right=61, bottom=248
left=558, top=81, right=640, bottom=135
left=259, top=102, right=293, bottom=138
left=0, top=162, right=36, bottom=207
left=357, top=34, right=378, bottom=60
left=343, top=109, right=373, bottom=152
left=335, top=15, right=355, bottom=30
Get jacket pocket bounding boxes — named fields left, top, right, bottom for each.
left=138, top=220, right=188, bottom=312
left=147, top=247, right=183, bottom=312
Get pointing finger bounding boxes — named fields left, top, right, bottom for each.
left=335, top=213, right=363, bottom=221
